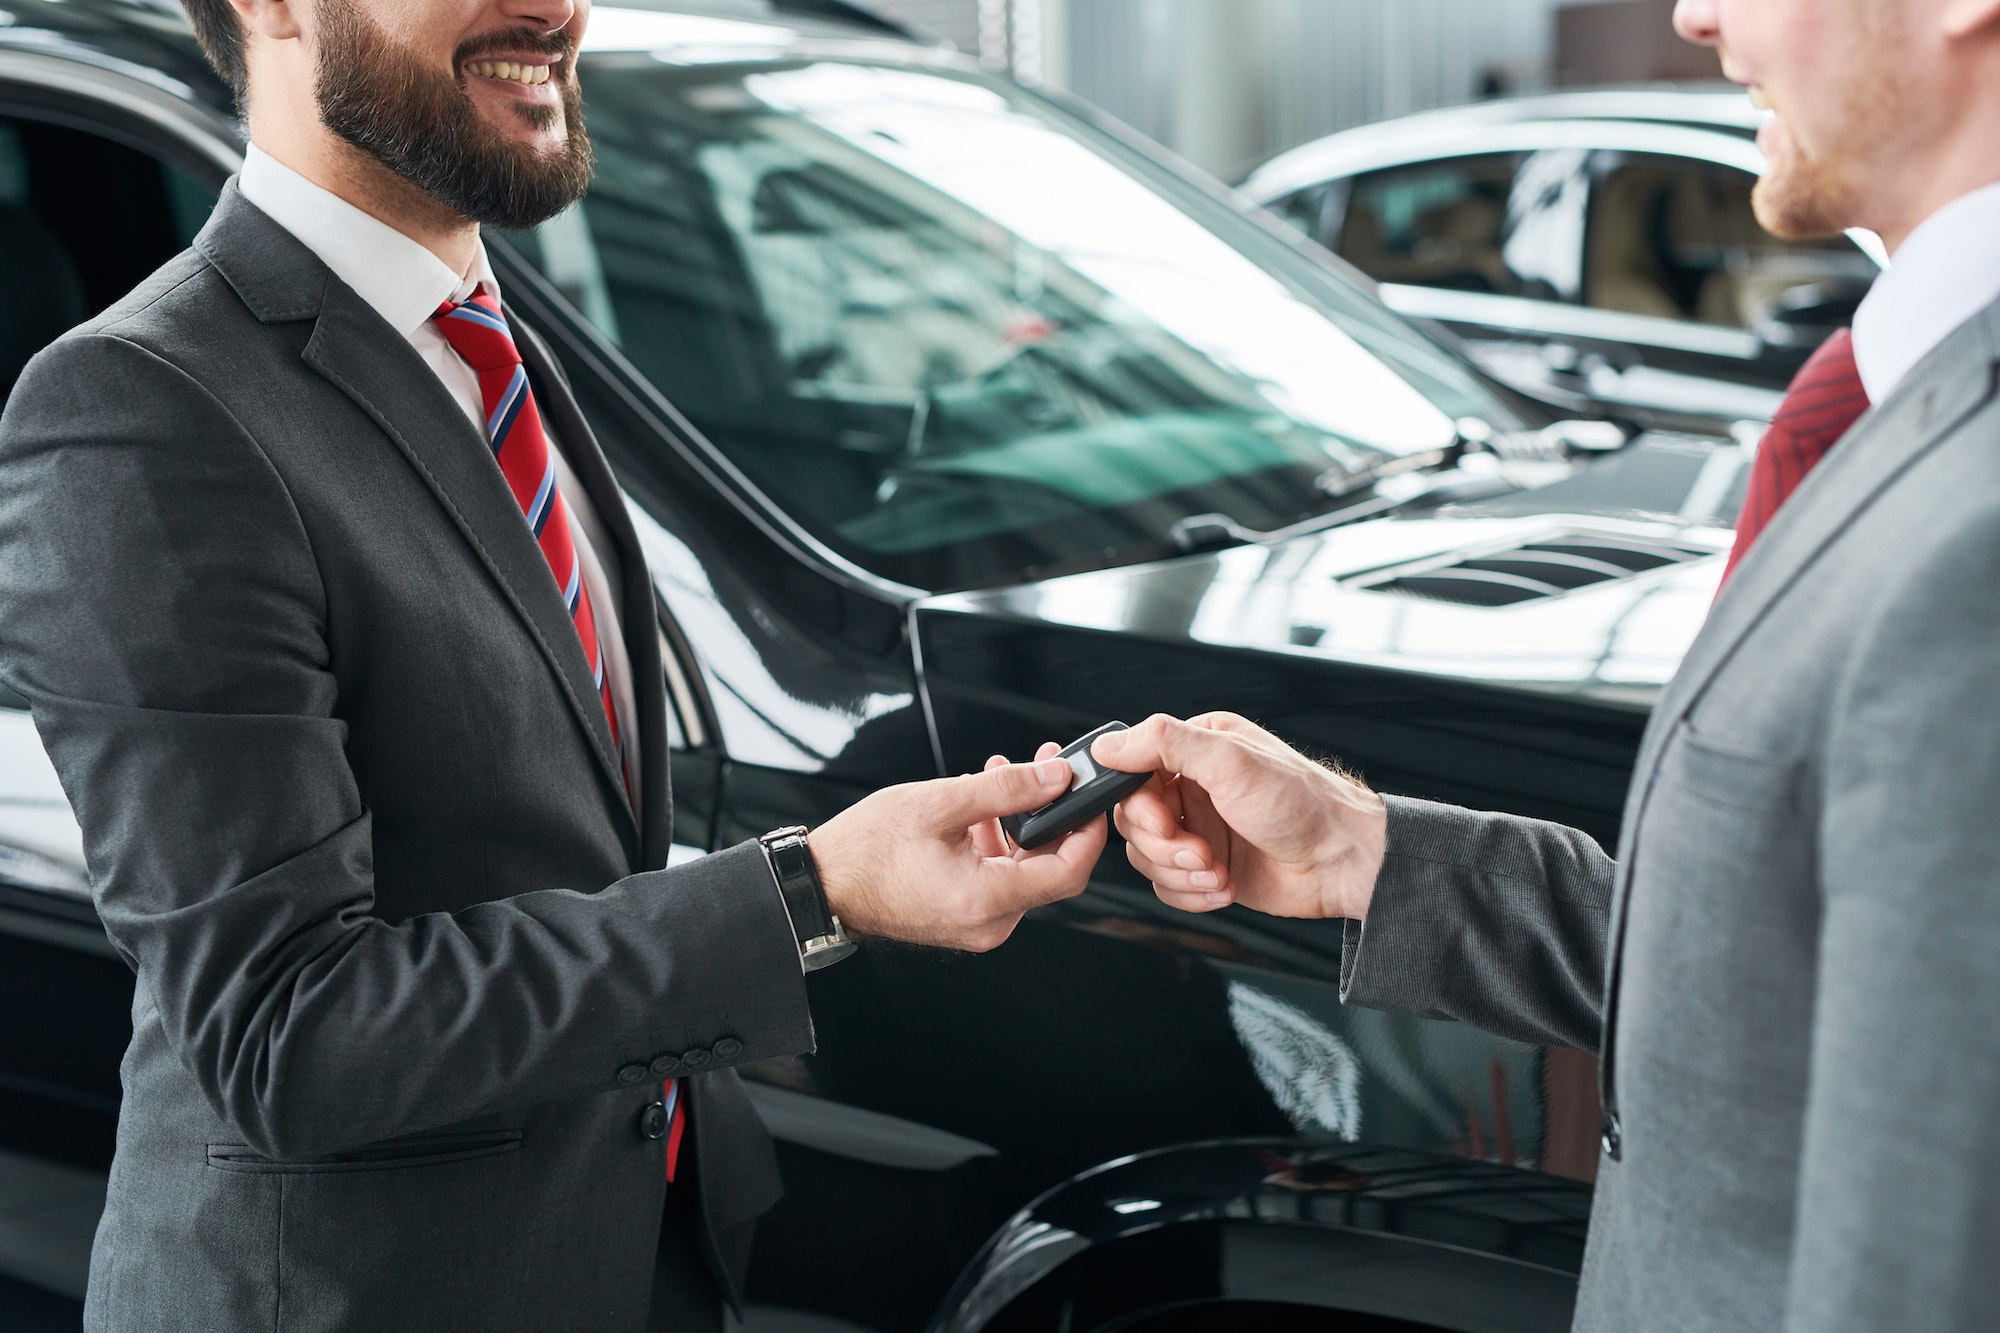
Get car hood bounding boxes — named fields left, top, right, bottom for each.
left=917, top=432, right=1742, bottom=715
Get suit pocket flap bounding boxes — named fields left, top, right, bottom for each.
left=207, top=1129, right=523, bottom=1174
left=1663, top=724, right=1799, bottom=817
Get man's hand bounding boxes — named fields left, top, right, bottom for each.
left=808, top=751, right=1105, bottom=952
left=1092, top=712, right=1385, bottom=920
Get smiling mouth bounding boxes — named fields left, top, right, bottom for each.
left=466, top=60, right=554, bottom=86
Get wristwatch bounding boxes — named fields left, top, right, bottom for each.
left=758, top=827, right=857, bottom=973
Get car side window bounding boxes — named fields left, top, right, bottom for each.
left=1585, top=151, right=1875, bottom=343
left=1336, top=152, right=1543, bottom=296
left=0, top=112, right=221, bottom=407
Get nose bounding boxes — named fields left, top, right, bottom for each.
left=499, top=0, right=578, bottom=36
left=1673, top=0, right=1721, bottom=46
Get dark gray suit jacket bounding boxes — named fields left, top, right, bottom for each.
left=0, top=185, right=816, bottom=1331
left=1342, top=296, right=2000, bottom=1329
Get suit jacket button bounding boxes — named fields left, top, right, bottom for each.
left=1601, top=1115, right=1623, bottom=1161
left=680, top=1047, right=712, bottom=1071
left=640, top=1101, right=668, bottom=1140
left=616, top=1063, right=649, bottom=1086
left=712, top=1037, right=743, bottom=1060
left=649, top=1053, right=682, bottom=1079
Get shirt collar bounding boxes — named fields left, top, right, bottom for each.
left=237, top=142, right=499, bottom=335
left=1851, top=180, right=2000, bottom=406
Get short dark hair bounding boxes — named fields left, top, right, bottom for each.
left=180, top=0, right=248, bottom=103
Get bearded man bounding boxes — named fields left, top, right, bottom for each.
left=1085, top=1, right=2000, bottom=1329
left=0, top=0, right=1109, bottom=1326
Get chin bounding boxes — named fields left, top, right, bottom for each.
left=1752, top=162, right=1855, bottom=242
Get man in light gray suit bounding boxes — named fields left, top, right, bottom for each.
left=1093, top=0, right=2000, bottom=1327
left=0, top=0, right=1105, bottom=1324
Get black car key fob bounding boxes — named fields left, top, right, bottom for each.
left=1000, top=722, right=1152, bottom=851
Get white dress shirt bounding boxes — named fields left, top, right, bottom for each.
left=1852, top=180, right=2000, bottom=406
left=238, top=143, right=641, bottom=802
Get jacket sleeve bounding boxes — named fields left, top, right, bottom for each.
left=1784, top=504, right=2000, bottom=1331
left=1337, top=795, right=1612, bottom=1051
left=0, top=331, right=814, bottom=1160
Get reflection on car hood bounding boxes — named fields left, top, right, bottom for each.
left=923, top=437, right=1741, bottom=714
left=0, top=709, right=90, bottom=896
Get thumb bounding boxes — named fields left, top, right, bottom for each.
left=1093, top=713, right=1257, bottom=792
left=931, top=758, right=1073, bottom=827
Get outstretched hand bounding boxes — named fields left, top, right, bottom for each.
left=808, top=748, right=1105, bottom=952
left=1091, top=712, right=1385, bottom=921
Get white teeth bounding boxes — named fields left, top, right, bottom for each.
left=468, top=60, right=552, bottom=85
left=1749, top=86, right=1772, bottom=111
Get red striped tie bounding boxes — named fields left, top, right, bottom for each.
left=1721, top=327, right=1869, bottom=585
left=434, top=294, right=688, bottom=1180
left=432, top=294, right=625, bottom=765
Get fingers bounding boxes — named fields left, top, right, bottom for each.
left=968, top=754, right=1012, bottom=858
left=1113, top=775, right=1216, bottom=875
left=981, top=811, right=1106, bottom=907
left=1112, top=771, right=1184, bottom=840
left=933, top=756, right=1073, bottom=829
left=1125, top=842, right=1235, bottom=913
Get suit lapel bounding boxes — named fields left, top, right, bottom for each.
left=197, top=185, right=639, bottom=854
left=513, top=317, right=675, bottom=870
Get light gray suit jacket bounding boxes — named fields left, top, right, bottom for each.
left=0, top=185, right=816, bottom=1331
left=1342, top=295, right=2000, bottom=1330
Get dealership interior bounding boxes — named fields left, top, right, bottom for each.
left=1, top=0, right=1971, bottom=1328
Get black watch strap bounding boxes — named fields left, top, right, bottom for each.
left=758, top=827, right=856, bottom=972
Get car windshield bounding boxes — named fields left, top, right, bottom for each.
left=502, top=28, right=1523, bottom=588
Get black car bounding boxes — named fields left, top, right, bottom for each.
left=0, top=3, right=1746, bottom=1328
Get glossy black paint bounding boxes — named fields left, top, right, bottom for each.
left=941, top=1141, right=1589, bottom=1332
left=0, top=6, right=1721, bottom=1329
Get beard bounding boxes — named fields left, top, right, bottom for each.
left=313, top=0, right=593, bottom=230
left=1752, top=144, right=1859, bottom=241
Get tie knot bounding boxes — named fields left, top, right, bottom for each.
left=432, top=293, right=522, bottom=373
left=1770, top=326, right=1867, bottom=440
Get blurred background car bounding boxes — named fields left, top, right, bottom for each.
left=2, top=1, right=1767, bottom=1330
left=1241, top=91, right=1886, bottom=431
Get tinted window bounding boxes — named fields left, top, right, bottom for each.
left=505, top=57, right=1517, bottom=590
left=0, top=113, right=219, bottom=404
left=1586, top=151, right=1874, bottom=339
left=1338, top=150, right=1594, bottom=304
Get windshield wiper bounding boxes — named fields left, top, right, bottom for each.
left=1166, top=416, right=1636, bottom=555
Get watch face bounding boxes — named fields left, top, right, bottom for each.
left=801, top=936, right=858, bottom=972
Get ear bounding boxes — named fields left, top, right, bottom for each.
left=1942, top=0, right=2000, bottom=39
left=231, top=0, right=303, bottom=43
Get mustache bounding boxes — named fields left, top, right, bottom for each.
left=454, top=26, right=575, bottom=67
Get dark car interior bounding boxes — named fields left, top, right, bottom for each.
left=0, top=114, right=217, bottom=407
left=1336, top=154, right=1528, bottom=295
left=1584, top=151, right=1871, bottom=340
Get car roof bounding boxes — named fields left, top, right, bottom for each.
left=1241, top=86, right=1766, bottom=198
